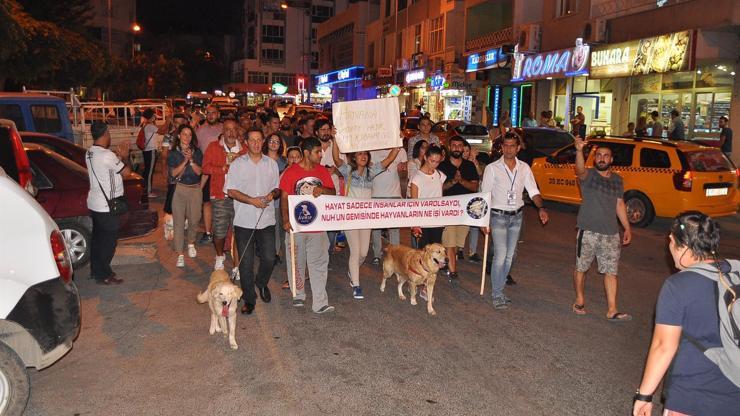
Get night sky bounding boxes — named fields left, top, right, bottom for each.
left=137, top=0, right=242, bottom=36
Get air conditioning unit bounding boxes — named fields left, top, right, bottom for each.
left=593, top=18, right=609, bottom=43
left=517, top=24, right=541, bottom=53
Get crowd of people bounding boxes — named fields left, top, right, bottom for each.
left=83, top=101, right=739, bottom=414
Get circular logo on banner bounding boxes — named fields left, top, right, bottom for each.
left=466, top=197, right=488, bottom=220
left=294, top=201, right=318, bottom=226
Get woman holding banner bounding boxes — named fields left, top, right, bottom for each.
left=332, top=139, right=400, bottom=300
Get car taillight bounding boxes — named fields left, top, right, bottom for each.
left=9, top=128, right=33, bottom=190
left=50, top=230, right=73, bottom=284
left=672, top=171, right=693, bottom=191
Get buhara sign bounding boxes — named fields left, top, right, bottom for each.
left=511, top=38, right=590, bottom=82
left=466, top=48, right=505, bottom=73
left=405, top=69, right=425, bottom=85
left=589, top=31, right=692, bottom=79
left=316, top=66, right=364, bottom=87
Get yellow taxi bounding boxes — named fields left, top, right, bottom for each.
left=530, top=137, right=739, bottom=227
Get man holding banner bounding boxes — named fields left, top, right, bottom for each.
left=280, top=137, right=337, bottom=313
left=481, top=132, right=548, bottom=310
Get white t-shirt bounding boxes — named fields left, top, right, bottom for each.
left=410, top=169, right=446, bottom=198
left=370, top=148, right=407, bottom=197
left=140, top=124, right=159, bottom=151
left=86, top=145, right=125, bottom=213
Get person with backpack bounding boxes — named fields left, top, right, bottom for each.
left=633, top=212, right=740, bottom=416
left=137, top=108, right=160, bottom=197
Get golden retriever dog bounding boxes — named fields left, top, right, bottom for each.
left=196, top=270, right=243, bottom=350
left=380, top=243, right=448, bottom=315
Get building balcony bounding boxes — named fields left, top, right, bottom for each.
left=464, top=27, right=513, bottom=54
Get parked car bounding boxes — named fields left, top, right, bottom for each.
left=0, top=120, right=35, bottom=194
left=492, top=127, right=575, bottom=165
left=25, top=143, right=158, bottom=266
left=286, top=104, right=320, bottom=118
left=531, top=136, right=739, bottom=227
left=0, top=93, right=74, bottom=141
left=0, top=170, right=81, bottom=415
left=20, top=131, right=87, bottom=167
left=431, top=120, right=490, bottom=151
left=400, top=116, right=420, bottom=139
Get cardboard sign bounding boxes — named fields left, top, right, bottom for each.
left=288, top=193, right=491, bottom=232
left=332, top=97, right=401, bottom=153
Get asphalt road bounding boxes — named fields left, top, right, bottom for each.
left=26, top=197, right=740, bottom=416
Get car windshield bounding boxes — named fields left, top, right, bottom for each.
left=402, top=118, right=419, bottom=130
left=456, top=125, right=488, bottom=135
left=685, top=150, right=734, bottom=172
left=31, top=148, right=88, bottom=177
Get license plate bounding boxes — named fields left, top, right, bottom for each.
left=706, top=188, right=728, bottom=196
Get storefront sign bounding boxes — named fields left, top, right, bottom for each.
left=272, top=83, right=288, bottom=95
left=288, top=193, right=491, bottom=232
left=430, top=74, right=446, bottom=91
left=405, top=69, right=426, bottom=85
left=589, top=31, right=692, bottom=79
left=491, top=85, right=501, bottom=127
left=511, top=39, right=590, bottom=82
left=462, top=96, right=472, bottom=122
left=466, top=48, right=506, bottom=73
left=332, top=97, right=401, bottom=153
left=316, top=85, right=332, bottom=95
left=378, top=66, right=393, bottom=77
left=315, top=66, right=365, bottom=87
left=510, top=87, right=519, bottom=127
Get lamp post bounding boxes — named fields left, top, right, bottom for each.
left=131, top=23, right=141, bottom=61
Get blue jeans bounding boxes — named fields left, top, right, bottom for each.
left=489, top=212, right=523, bottom=299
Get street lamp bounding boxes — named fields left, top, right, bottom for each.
left=131, top=23, right=141, bottom=61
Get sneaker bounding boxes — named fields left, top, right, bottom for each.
left=176, top=255, right=185, bottom=268
left=468, top=253, right=482, bottom=263
left=353, top=286, right=364, bottom=299
left=314, top=305, right=334, bottom=314
left=214, top=255, right=225, bottom=270
left=503, top=295, right=513, bottom=304
left=371, top=257, right=380, bottom=266
left=292, top=298, right=304, bottom=307
left=457, top=249, right=464, bottom=260
left=198, top=233, right=212, bottom=244
left=231, top=268, right=240, bottom=281
left=419, top=288, right=428, bottom=301
left=493, top=296, right=509, bottom=310
left=188, top=244, right=197, bottom=258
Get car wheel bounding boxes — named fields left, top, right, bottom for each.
left=0, top=343, right=30, bottom=416
left=624, top=191, right=654, bottom=228
left=57, top=221, right=92, bottom=267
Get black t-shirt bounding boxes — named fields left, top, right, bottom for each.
left=438, top=158, right=479, bottom=196
left=720, top=127, right=733, bottom=153
left=655, top=268, right=740, bottom=415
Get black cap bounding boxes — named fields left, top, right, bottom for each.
left=142, top=108, right=155, bottom=119
left=91, top=121, right=109, bottom=140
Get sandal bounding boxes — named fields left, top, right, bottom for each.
left=607, top=312, right=632, bottom=322
left=572, top=303, right=587, bottom=315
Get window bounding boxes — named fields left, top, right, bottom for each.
left=592, top=142, right=634, bottom=167
left=30, top=105, right=62, bottom=133
left=429, top=16, right=444, bottom=54
left=385, top=0, right=391, bottom=17
left=261, top=48, right=284, bottom=64
left=367, top=42, right=375, bottom=68
left=0, top=104, right=25, bottom=130
left=262, top=25, right=284, bottom=43
left=381, top=37, right=387, bottom=65
left=395, top=32, right=403, bottom=59
left=311, top=5, right=333, bottom=23
left=272, top=73, right=296, bottom=88
left=555, top=0, right=578, bottom=17
left=232, top=65, right=245, bottom=83
left=553, top=143, right=592, bottom=164
left=640, top=148, right=671, bottom=168
left=30, top=162, right=53, bottom=190
left=311, top=52, right=319, bottom=70
left=397, top=0, right=407, bottom=11
left=414, top=24, right=422, bottom=53
left=311, top=28, right=317, bottom=44
left=247, top=71, right=269, bottom=84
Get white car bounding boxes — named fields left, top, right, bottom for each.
left=0, top=170, right=81, bottom=415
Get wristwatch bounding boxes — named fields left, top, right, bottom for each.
left=633, top=390, right=653, bottom=402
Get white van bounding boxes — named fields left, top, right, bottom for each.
left=0, top=170, right=81, bottom=415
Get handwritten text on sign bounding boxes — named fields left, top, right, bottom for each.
left=288, top=193, right=491, bottom=232
left=332, top=97, right=401, bottom=153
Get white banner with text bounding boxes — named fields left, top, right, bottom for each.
left=288, top=193, right=491, bottom=232
left=332, top=97, right=401, bottom=153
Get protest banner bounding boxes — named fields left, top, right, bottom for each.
left=332, top=97, right=401, bottom=153
left=287, top=193, right=490, bottom=232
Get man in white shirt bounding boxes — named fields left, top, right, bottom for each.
left=225, top=129, right=281, bottom=315
left=86, top=121, right=130, bottom=285
left=369, top=146, right=408, bottom=264
left=480, top=133, right=549, bottom=309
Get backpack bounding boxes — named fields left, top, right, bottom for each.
left=684, top=259, right=740, bottom=388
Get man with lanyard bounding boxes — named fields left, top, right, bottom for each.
left=369, top=142, right=408, bottom=266
left=195, top=105, right=223, bottom=244
left=86, top=121, right=130, bottom=285
left=280, top=137, right=337, bottom=314
left=224, top=128, right=280, bottom=315
left=437, top=136, right=479, bottom=281
left=203, top=119, right=246, bottom=271
left=480, top=132, right=548, bottom=309
left=406, top=116, right=440, bottom=159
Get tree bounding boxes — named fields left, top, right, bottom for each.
left=16, top=0, right=92, bottom=32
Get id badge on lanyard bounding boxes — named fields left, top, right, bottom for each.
left=505, top=168, right=517, bottom=206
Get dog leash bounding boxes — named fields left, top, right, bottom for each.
left=230, top=206, right=267, bottom=282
